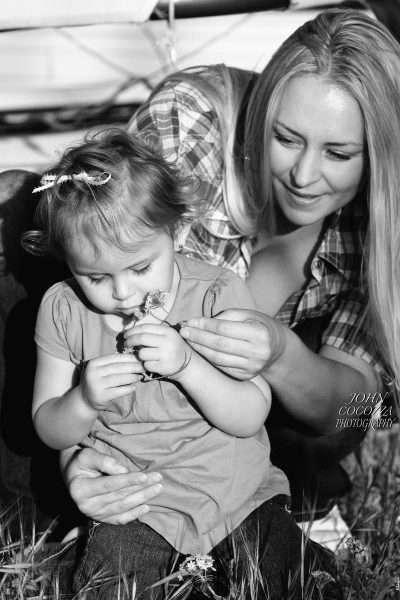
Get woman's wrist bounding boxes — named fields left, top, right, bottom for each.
left=245, top=313, right=289, bottom=375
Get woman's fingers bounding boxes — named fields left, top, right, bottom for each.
left=179, top=311, right=282, bottom=378
left=65, top=447, right=129, bottom=479
left=89, top=480, right=164, bottom=525
left=180, top=320, right=251, bottom=355
left=69, top=462, right=163, bottom=524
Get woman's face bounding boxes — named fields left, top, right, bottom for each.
left=270, top=75, right=365, bottom=228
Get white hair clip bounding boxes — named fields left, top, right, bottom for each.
left=32, top=171, right=111, bottom=193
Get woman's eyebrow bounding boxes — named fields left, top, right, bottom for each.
left=275, top=120, right=364, bottom=148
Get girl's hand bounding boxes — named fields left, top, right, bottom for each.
left=82, top=353, right=145, bottom=412
left=179, top=309, right=286, bottom=380
left=124, top=323, right=190, bottom=380
left=62, top=447, right=163, bottom=525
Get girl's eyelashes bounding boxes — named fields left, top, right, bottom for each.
left=131, top=264, right=152, bottom=276
left=87, top=264, right=152, bottom=285
left=89, top=276, right=106, bottom=285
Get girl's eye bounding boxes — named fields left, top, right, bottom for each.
left=89, top=276, right=105, bottom=285
left=131, top=264, right=152, bottom=276
left=326, top=149, right=351, bottom=161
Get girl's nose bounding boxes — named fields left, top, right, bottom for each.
left=290, top=149, right=320, bottom=188
left=112, top=277, right=133, bottom=301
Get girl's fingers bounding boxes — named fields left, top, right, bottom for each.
left=125, top=332, right=166, bottom=350
left=90, top=361, right=145, bottom=377
left=136, top=347, right=161, bottom=362
left=95, top=353, right=142, bottom=364
left=124, top=323, right=170, bottom=345
left=102, top=373, right=141, bottom=388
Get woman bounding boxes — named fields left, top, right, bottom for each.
left=61, top=8, right=399, bottom=533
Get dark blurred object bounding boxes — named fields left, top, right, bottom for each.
left=366, top=0, right=400, bottom=41
left=152, top=0, right=289, bottom=19
left=267, top=315, right=365, bottom=521
left=0, top=170, right=81, bottom=539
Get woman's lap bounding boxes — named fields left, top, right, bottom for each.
left=74, top=495, right=341, bottom=599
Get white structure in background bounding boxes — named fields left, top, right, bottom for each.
left=0, top=1, right=371, bottom=171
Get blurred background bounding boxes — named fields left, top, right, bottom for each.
left=1, top=0, right=391, bottom=174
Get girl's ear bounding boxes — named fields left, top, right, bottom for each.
left=174, top=223, right=191, bottom=252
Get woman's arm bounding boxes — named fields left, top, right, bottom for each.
left=179, top=310, right=382, bottom=434
left=60, top=447, right=163, bottom=525
left=33, top=348, right=143, bottom=449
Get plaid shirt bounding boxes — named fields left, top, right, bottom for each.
left=127, top=78, right=384, bottom=376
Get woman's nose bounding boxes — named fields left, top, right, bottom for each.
left=290, top=149, right=320, bottom=188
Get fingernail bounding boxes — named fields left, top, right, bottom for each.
left=148, top=472, right=163, bottom=483
left=114, top=465, right=129, bottom=474
left=137, top=473, right=149, bottom=483
left=180, top=327, right=190, bottom=339
left=152, top=484, right=163, bottom=494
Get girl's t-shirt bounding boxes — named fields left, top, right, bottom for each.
left=35, top=254, right=289, bottom=554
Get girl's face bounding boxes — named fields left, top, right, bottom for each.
left=270, top=74, right=365, bottom=228
left=65, top=231, right=176, bottom=318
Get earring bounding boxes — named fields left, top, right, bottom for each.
left=178, top=243, right=183, bottom=251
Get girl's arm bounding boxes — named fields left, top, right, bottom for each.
left=33, top=348, right=142, bottom=450
left=33, top=348, right=99, bottom=449
left=174, top=350, right=271, bottom=437
left=125, top=324, right=271, bottom=438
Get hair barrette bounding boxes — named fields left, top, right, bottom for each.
left=32, top=171, right=111, bottom=193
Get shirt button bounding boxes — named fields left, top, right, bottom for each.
left=315, top=259, right=322, bottom=270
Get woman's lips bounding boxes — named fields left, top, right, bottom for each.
left=283, top=183, right=322, bottom=205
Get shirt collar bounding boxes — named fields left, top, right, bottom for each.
left=313, top=199, right=366, bottom=281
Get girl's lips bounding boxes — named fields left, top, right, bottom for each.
left=117, top=305, right=141, bottom=316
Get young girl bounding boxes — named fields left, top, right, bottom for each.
left=23, top=129, right=337, bottom=599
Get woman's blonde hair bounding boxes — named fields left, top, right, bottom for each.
left=153, top=9, right=400, bottom=392
left=244, top=8, right=400, bottom=392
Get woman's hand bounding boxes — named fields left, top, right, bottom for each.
left=61, top=447, right=163, bottom=525
left=179, top=309, right=286, bottom=380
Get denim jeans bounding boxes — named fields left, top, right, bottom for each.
left=74, top=495, right=342, bottom=600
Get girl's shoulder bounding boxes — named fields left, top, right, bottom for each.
left=39, top=279, right=89, bottom=321
left=176, top=252, right=235, bottom=282
left=176, top=253, right=253, bottom=305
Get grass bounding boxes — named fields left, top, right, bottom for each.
left=0, top=423, right=399, bottom=599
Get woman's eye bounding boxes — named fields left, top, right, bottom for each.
left=273, top=132, right=299, bottom=147
left=131, top=264, right=152, bottom=276
left=327, top=149, right=351, bottom=161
